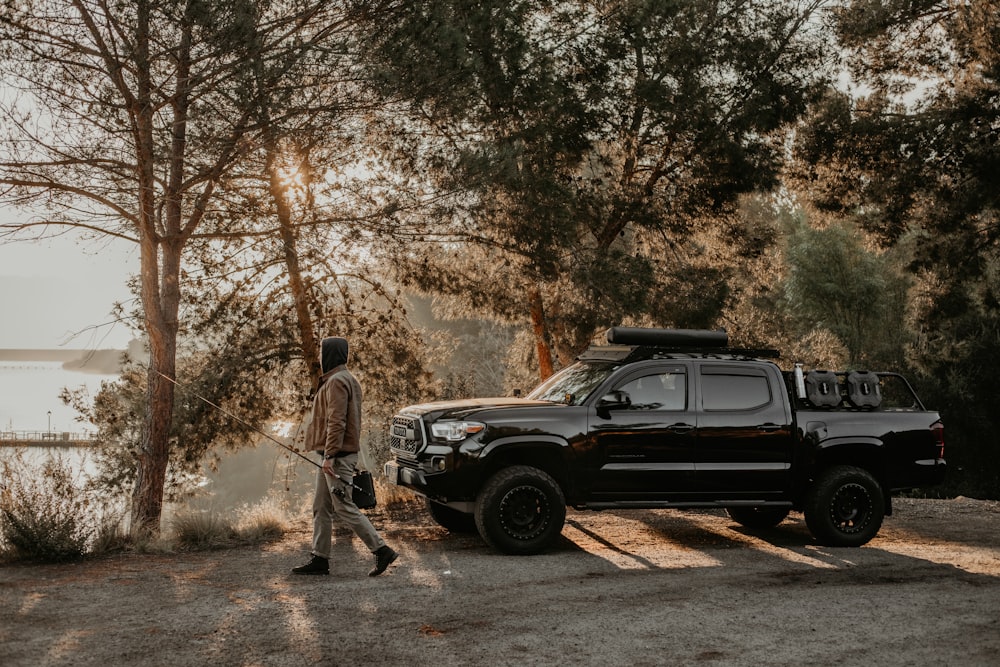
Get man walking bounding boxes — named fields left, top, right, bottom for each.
left=292, top=336, right=398, bottom=577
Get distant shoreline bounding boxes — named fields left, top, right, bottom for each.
left=0, top=349, right=124, bottom=361
left=0, top=349, right=126, bottom=374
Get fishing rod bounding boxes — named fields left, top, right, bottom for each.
left=156, top=370, right=377, bottom=505
left=155, top=370, right=320, bottom=469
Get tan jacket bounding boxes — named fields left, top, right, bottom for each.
left=306, top=364, right=363, bottom=458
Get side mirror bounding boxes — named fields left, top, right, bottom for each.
left=597, top=390, right=631, bottom=410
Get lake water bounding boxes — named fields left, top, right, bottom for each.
left=0, top=361, right=113, bottom=434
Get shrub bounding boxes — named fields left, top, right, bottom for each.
left=0, top=451, right=94, bottom=562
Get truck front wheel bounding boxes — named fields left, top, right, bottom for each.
left=804, top=465, right=885, bottom=547
left=475, top=465, right=566, bottom=555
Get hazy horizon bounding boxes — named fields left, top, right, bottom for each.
left=0, top=361, right=116, bottom=433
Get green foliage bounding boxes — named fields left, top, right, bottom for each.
left=0, top=451, right=97, bottom=562
left=789, top=0, right=1000, bottom=498
left=363, top=0, right=829, bottom=370
left=908, top=253, right=1000, bottom=499
left=1, top=0, right=397, bottom=534
left=806, top=1, right=1000, bottom=278
left=7, top=0, right=999, bottom=510
left=782, top=218, right=912, bottom=368
left=71, top=274, right=431, bottom=501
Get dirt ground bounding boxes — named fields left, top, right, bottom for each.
left=2, top=496, right=998, bottom=667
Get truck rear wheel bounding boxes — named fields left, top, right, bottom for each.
left=426, top=499, right=477, bottom=533
left=726, top=506, right=790, bottom=530
left=804, top=465, right=884, bottom=547
left=475, top=465, right=566, bottom=555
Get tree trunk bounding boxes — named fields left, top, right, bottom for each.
left=131, top=339, right=176, bottom=535
left=129, top=1, right=184, bottom=536
left=131, top=233, right=184, bottom=535
left=528, top=285, right=554, bottom=380
left=266, top=147, right=320, bottom=390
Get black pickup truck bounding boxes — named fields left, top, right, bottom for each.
left=384, top=328, right=946, bottom=554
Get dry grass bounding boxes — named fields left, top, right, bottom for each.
left=375, top=477, right=423, bottom=510
left=169, top=511, right=239, bottom=550
left=170, top=494, right=292, bottom=550
left=234, top=495, right=289, bottom=541
left=170, top=496, right=291, bottom=549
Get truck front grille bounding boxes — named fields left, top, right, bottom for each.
left=390, top=414, right=424, bottom=457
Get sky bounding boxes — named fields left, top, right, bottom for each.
left=0, top=227, right=138, bottom=350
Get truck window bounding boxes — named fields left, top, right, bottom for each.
left=701, top=371, right=772, bottom=411
left=527, top=361, right=618, bottom=405
left=617, top=372, right=686, bottom=411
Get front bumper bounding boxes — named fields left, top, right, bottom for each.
left=384, top=454, right=480, bottom=504
left=384, top=460, right=426, bottom=489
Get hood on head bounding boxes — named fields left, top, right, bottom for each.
left=320, top=337, right=349, bottom=374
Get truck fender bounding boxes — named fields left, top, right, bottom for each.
left=478, top=434, right=573, bottom=458
left=809, top=435, right=888, bottom=487
left=476, top=435, right=576, bottom=492
left=814, top=435, right=884, bottom=451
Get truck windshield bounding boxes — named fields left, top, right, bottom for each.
left=526, top=361, right=617, bottom=406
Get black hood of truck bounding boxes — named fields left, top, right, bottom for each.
left=399, top=397, right=556, bottom=421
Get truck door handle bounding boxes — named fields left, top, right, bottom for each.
left=758, top=423, right=782, bottom=432
left=668, top=423, right=695, bottom=434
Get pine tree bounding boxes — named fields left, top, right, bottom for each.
left=361, top=0, right=829, bottom=379
left=0, top=0, right=398, bottom=534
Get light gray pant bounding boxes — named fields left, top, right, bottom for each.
left=310, top=452, right=385, bottom=559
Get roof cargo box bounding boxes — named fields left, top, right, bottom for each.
left=606, top=327, right=728, bottom=348
left=846, top=371, right=882, bottom=408
left=805, top=370, right=841, bottom=408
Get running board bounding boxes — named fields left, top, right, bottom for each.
left=581, top=500, right=794, bottom=511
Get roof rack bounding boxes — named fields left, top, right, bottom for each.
left=578, top=345, right=780, bottom=362
left=596, top=327, right=779, bottom=360
left=623, top=346, right=781, bottom=361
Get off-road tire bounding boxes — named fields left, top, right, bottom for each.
left=475, top=465, right=566, bottom=555
left=804, top=465, right=885, bottom=547
left=726, top=506, right=791, bottom=530
left=425, top=499, right=477, bottom=533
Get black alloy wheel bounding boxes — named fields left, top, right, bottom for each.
left=475, top=465, right=566, bottom=555
left=498, top=484, right=550, bottom=540
left=804, top=465, right=885, bottom=547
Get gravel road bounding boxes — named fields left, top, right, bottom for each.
left=2, top=497, right=998, bottom=667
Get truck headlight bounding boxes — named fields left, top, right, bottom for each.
left=430, top=421, right=486, bottom=442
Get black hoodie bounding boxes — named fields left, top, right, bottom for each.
left=321, top=337, right=349, bottom=375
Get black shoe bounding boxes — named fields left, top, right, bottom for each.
left=368, top=545, right=398, bottom=577
left=292, top=555, right=329, bottom=575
